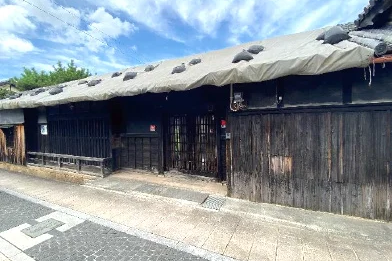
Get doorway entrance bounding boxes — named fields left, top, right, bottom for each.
left=167, top=113, right=218, bottom=177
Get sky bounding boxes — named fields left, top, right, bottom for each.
left=0, top=0, right=369, bottom=80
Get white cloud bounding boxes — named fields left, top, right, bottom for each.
left=0, top=0, right=138, bottom=79
left=13, top=0, right=82, bottom=30
left=89, top=0, right=368, bottom=44
left=0, top=5, right=36, bottom=32
left=0, top=0, right=371, bottom=80
left=85, top=7, right=138, bottom=52
left=88, top=7, right=137, bottom=39
left=0, top=33, right=34, bottom=57
left=2, top=0, right=137, bottom=53
left=0, top=4, right=36, bottom=57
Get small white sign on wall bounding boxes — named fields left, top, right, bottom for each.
left=40, top=125, right=48, bottom=135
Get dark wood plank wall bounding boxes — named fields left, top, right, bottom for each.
left=39, top=116, right=111, bottom=158
left=120, top=135, right=159, bottom=171
left=229, top=108, right=392, bottom=221
left=36, top=102, right=111, bottom=158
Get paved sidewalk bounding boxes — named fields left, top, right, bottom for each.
left=1, top=169, right=392, bottom=261
left=0, top=191, right=220, bottom=261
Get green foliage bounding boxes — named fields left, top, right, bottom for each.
left=0, top=88, right=15, bottom=99
left=12, top=60, right=91, bottom=91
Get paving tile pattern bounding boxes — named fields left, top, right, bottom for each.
left=134, top=184, right=209, bottom=204
left=25, top=222, right=207, bottom=261
left=0, top=191, right=53, bottom=232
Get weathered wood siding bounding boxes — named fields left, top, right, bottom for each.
left=120, top=135, right=160, bottom=171
left=0, top=125, right=26, bottom=165
left=37, top=103, right=111, bottom=158
left=229, top=107, right=392, bottom=221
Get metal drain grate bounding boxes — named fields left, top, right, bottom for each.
left=201, top=196, right=226, bottom=210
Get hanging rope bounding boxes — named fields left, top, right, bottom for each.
left=368, top=66, right=372, bottom=87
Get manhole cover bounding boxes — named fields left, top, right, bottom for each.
left=201, top=196, right=226, bottom=210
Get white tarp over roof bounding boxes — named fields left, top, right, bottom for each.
left=0, top=28, right=373, bottom=110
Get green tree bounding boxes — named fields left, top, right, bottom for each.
left=11, top=60, right=91, bottom=91
left=0, top=88, right=15, bottom=99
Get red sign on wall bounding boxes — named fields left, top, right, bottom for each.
left=221, top=120, right=227, bottom=129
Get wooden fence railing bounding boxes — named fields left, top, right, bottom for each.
left=27, top=152, right=112, bottom=177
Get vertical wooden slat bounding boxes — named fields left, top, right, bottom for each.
left=228, top=107, right=392, bottom=221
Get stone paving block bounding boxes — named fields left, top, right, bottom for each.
left=111, top=210, right=147, bottom=228
left=134, top=184, right=161, bottom=194
left=224, top=232, right=253, bottom=260
left=137, top=213, right=165, bottom=232
left=22, top=218, right=64, bottom=238
left=160, top=187, right=209, bottom=203
left=35, top=211, right=85, bottom=232
left=376, top=245, right=392, bottom=260
left=25, top=221, right=207, bottom=261
left=3, top=171, right=392, bottom=261
left=327, top=244, right=358, bottom=261
left=350, top=243, right=388, bottom=261
left=302, top=246, right=332, bottom=261
left=0, top=237, right=21, bottom=258
left=0, top=223, right=53, bottom=251
left=216, top=215, right=241, bottom=235
left=248, top=241, right=277, bottom=261
left=153, top=219, right=196, bottom=242
left=202, top=229, right=232, bottom=255
left=276, top=244, right=303, bottom=261
left=0, top=191, right=53, bottom=232
left=182, top=222, right=216, bottom=248
left=236, top=218, right=279, bottom=244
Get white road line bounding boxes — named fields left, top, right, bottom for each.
left=0, top=237, right=21, bottom=258
left=36, top=211, right=84, bottom=232
left=0, top=237, right=36, bottom=260
left=9, top=253, right=35, bottom=261
left=0, top=224, right=52, bottom=251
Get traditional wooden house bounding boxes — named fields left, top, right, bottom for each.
left=1, top=0, right=391, bottom=220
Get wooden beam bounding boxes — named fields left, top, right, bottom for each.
left=372, top=54, right=392, bottom=64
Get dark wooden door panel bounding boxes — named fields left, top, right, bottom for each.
left=167, top=114, right=217, bottom=177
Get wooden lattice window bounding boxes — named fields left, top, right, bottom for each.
left=168, top=114, right=217, bottom=176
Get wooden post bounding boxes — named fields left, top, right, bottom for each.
left=58, top=157, right=61, bottom=169
left=100, top=160, right=104, bottom=176
left=216, top=112, right=223, bottom=180
left=158, top=113, right=166, bottom=174
left=77, top=159, right=81, bottom=172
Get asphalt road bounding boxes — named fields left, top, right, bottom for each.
left=0, top=191, right=207, bottom=261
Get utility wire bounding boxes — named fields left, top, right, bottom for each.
left=20, top=0, right=144, bottom=64
left=49, top=0, right=149, bottom=64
